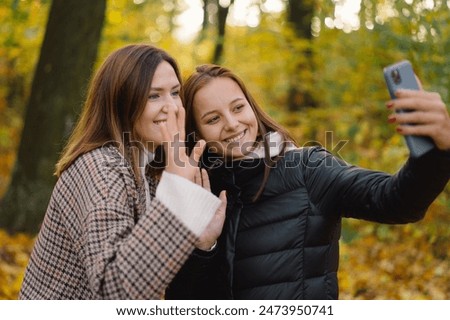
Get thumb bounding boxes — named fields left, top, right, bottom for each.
left=189, top=139, right=206, bottom=166
left=218, top=190, right=227, bottom=213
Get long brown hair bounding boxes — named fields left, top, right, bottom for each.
left=55, top=44, right=182, bottom=181
left=183, top=64, right=298, bottom=200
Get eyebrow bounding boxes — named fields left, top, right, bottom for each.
left=149, top=84, right=180, bottom=91
left=200, top=97, right=244, bottom=120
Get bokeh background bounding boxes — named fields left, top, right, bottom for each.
left=0, top=0, right=449, bottom=299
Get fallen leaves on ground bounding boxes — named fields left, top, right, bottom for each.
left=0, top=230, right=35, bottom=299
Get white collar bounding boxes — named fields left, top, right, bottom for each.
left=140, top=147, right=155, bottom=177
left=143, top=148, right=155, bottom=166
left=241, top=131, right=296, bottom=160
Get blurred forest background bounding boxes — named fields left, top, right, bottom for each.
left=0, top=0, right=449, bottom=299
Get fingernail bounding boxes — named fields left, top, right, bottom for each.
left=396, top=127, right=403, bottom=133
left=388, top=116, right=396, bottom=123
left=386, top=102, right=394, bottom=109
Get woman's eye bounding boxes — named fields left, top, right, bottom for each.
left=206, top=116, right=219, bottom=124
left=148, top=94, right=159, bottom=100
left=234, top=104, right=244, bottom=112
left=171, top=90, right=180, bottom=97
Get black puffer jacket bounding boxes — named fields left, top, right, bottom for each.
left=166, top=147, right=450, bottom=299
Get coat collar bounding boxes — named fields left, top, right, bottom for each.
left=204, top=132, right=296, bottom=193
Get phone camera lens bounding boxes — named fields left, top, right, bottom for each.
left=391, top=69, right=401, bottom=85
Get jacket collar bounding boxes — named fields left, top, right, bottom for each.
left=204, top=132, right=296, bottom=191
left=201, top=131, right=295, bottom=169
left=241, top=131, right=296, bottom=160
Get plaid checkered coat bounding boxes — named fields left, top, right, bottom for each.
left=19, top=146, right=197, bottom=299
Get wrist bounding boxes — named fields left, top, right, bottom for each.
left=196, top=240, right=217, bottom=252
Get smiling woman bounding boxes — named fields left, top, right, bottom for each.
left=165, top=63, right=450, bottom=300
left=135, top=61, right=182, bottom=151
left=18, top=44, right=225, bottom=300
left=192, top=76, right=259, bottom=160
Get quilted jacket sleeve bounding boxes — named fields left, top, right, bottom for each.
left=304, top=147, right=450, bottom=223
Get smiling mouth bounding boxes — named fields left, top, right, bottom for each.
left=224, top=130, right=246, bottom=143
left=153, top=120, right=167, bottom=125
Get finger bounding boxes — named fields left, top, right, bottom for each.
left=159, top=121, right=173, bottom=164
left=194, top=167, right=201, bottom=185
left=396, top=123, right=436, bottom=137
left=389, top=96, right=445, bottom=113
left=160, top=107, right=182, bottom=169
left=168, top=107, right=187, bottom=162
left=394, top=89, right=441, bottom=100
left=189, top=139, right=206, bottom=167
left=166, top=107, right=179, bottom=140
left=159, top=109, right=178, bottom=155
left=218, top=190, right=227, bottom=214
left=201, top=169, right=211, bottom=191
left=177, top=106, right=186, bottom=142
left=159, top=120, right=170, bottom=142
left=391, top=111, right=442, bottom=126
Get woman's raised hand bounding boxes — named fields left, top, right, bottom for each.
left=159, top=105, right=226, bottom=250
left=159, top=106, right=206, bottom=181
left=194, top=169, right=227, bottom=251
left=387, top=89, right=450, bottom=151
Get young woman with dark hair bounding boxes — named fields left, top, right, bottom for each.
left=166, top=64, right=450, bottom=300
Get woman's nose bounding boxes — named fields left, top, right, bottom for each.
left=162, top=102, right=179, bottom=114
left=224, top=115, right=239, bottom=131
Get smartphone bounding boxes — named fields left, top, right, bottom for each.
left=383, top=60, right=435, bottom=158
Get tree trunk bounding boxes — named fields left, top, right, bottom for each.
left=286, top=0, right=317, bottom=110
left=197, top=0, right=210, bottom=43
left=0, top=0, right=106, bottom=233
left=212, top=0, right=234, bottom=64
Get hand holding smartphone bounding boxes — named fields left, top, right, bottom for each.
left=383, top=60, right=435, bottom=158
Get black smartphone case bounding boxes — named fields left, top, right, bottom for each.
left=383, top=60, right=435, bottom=158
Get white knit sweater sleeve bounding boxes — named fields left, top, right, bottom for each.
left=155, top=171, right=221, bottom=237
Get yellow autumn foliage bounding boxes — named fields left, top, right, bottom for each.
left=339, top=202, right=450, bottom=299
left=0, top=230, right=34, bottom=299
left=1, top=0, right=449, bottom=300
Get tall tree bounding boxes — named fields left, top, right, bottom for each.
left=212, top=0, right=234, bottom=64
left=0, top=0, right=106, bottom=233
left=194, top=0, right=233, bottom=64
left=286, top=0, right=317, bottom=110
left=197, top=0, right=211, bottom=43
